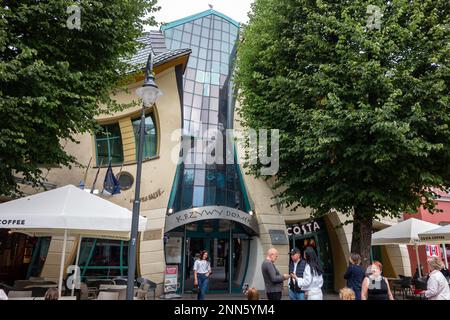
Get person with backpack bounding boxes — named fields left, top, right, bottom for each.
left=344, top=253, right=366, bottom=300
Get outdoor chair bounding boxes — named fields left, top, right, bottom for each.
left=399, top=276, right=413, bottom=300
left=411, top=277, right=428, bottom=300
left=8, top=290, right=33, bottom=298
left=96, top=291, right=119, bottom=300
left=113, top=277, right=128, bottom=285
left=136, top=277, right=158, bottom=300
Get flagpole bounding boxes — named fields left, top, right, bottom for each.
left=83, top=157, right=92, bottom=183
left=91, top=159, right=103, bottom=194
left=101, top=160, right=112, bottom=194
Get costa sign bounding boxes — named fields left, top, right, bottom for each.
left=287, top=220, right=321, bottom=236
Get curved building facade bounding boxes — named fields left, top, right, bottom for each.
left=1, top=9, right=413, bottom=298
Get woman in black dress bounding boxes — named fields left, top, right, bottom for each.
left=361, top=261, right=394, bottom=300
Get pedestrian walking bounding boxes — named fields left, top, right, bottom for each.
left=294, top=247, right=324, bottom=300
left=343, top=253, right=365, bottom=300
left=361, top=261, right=394, bottom=300
left=288, top=247, right=307, bottom=300
left=424, top=256, right=450, bottom=300
left=261, top=248, right=289, bottom=300
left=193, top=250, right=211, bottom=300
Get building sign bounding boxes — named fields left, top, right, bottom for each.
left=269, top=229, right=289, bottom=245
left=0, top=219, right=26, bottom=226
left=165, top=236, right=182, bottom=264
left=426, top=245, right=441, bottom=258
left=130, top=188, right=164, bottom=203
left=165, top=206, right=259, bottom=234
left=142, top=229, right=163, bottom=241
left=287, top=220, right=321, bottom=237
left=164, top=265, right=178, bottom=293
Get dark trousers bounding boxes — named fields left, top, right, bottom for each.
left=353, top=288, right=362, bottom=300
left=266, top=291, right=282, bottom=300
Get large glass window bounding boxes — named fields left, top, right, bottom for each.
left=132, top=113, right=158, bottom=159
left=95, top=123, right=124, bottom=166
left=78, top=238, right=129, bottom=280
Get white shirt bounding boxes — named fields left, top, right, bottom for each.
left=425, top=270, right=450, bottom=300
left=297, top=264, right=324, bottom=293
left=193, top=259, right=211, bottom=274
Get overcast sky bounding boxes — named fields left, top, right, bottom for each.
left=152, top=0, right=254, bottom=26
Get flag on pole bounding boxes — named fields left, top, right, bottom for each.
left=102, top=161, right=121, bottom=195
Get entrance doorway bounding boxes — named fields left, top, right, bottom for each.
left=0, top=230, right=51, bottom=285
left=288, top=219, right=334, bottom=290
left=165, top=219, right=252, bottom=294
left=185, top=237, right=230, bottom=291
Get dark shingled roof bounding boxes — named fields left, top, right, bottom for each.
left=125, top=30, right=190, bottom=72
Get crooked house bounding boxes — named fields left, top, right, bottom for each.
left=0, top=9, right=412, bottom=296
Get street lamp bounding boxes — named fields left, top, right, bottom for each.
left=126, top=52, right=163, bottom=300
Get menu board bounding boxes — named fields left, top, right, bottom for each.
left=164, top=265, right=178, bottom=293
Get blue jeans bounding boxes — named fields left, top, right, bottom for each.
left=289, top=289, right=305, bottom=300
left=197, top=273, right=209, bottom=300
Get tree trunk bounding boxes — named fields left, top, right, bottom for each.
left=351, top=207, right=373, bottom=269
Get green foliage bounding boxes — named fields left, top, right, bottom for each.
left=236, top=0, right=450, bottom=220
left=0, top=0, right=159, bottom=196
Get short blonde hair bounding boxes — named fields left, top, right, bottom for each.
left=427, top=256, right=444, bottom=271
left=339, top=287, right=355, bottom=300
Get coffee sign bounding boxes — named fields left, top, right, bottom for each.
left=287, top=220, right=321, bottom=236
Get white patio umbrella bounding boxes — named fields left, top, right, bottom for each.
left=419, top=224, right=450, bottom=269
left=371, top=218, right=440, bottom=277
left=0, top=184, right=148, bottom=297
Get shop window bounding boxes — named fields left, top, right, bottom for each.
left=26, top=237, right=51, bottom=279
left=78, top=238, right=129, bottom=280
left=95, top=123, right=124, bottom=166
left=132, top=113, right=158, bottom=160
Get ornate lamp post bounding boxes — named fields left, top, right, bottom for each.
left=126, top=52, right=163, bottom=300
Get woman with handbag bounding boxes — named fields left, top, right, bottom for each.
left=194, top=250, right=211, bottom=300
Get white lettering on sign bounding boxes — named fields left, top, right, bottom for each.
left=287, top=220, right=321, bottom=236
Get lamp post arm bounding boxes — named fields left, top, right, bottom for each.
left=144, top=52, right=154, bottom=83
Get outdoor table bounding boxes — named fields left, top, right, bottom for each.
left=386, top=278, right=402, bottom=299
left=24, top=284, right=58, bottom=289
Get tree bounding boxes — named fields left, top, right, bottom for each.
left=0, top=0, right=159, bottom=196
left=235, top=0, right=450, bottom=266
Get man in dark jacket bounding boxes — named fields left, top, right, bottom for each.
left=261, top=248, right=289, bottom=300
left=344, top=253, right=366, bottom=300
left=288, top=248, right=307, bottom=300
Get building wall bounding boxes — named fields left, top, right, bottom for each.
left=35, top=67, right=183, bottom=289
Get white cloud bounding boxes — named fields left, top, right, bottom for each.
left=153, top=0, right=254, bottom=26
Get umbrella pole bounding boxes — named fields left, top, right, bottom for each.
left=58, top=229, right=68, bottom=299
left=442, top=244, right=449, bottom=269
left=71, top=236, right=82, bottom=297
left=415, top=243, right=422, bottom=278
